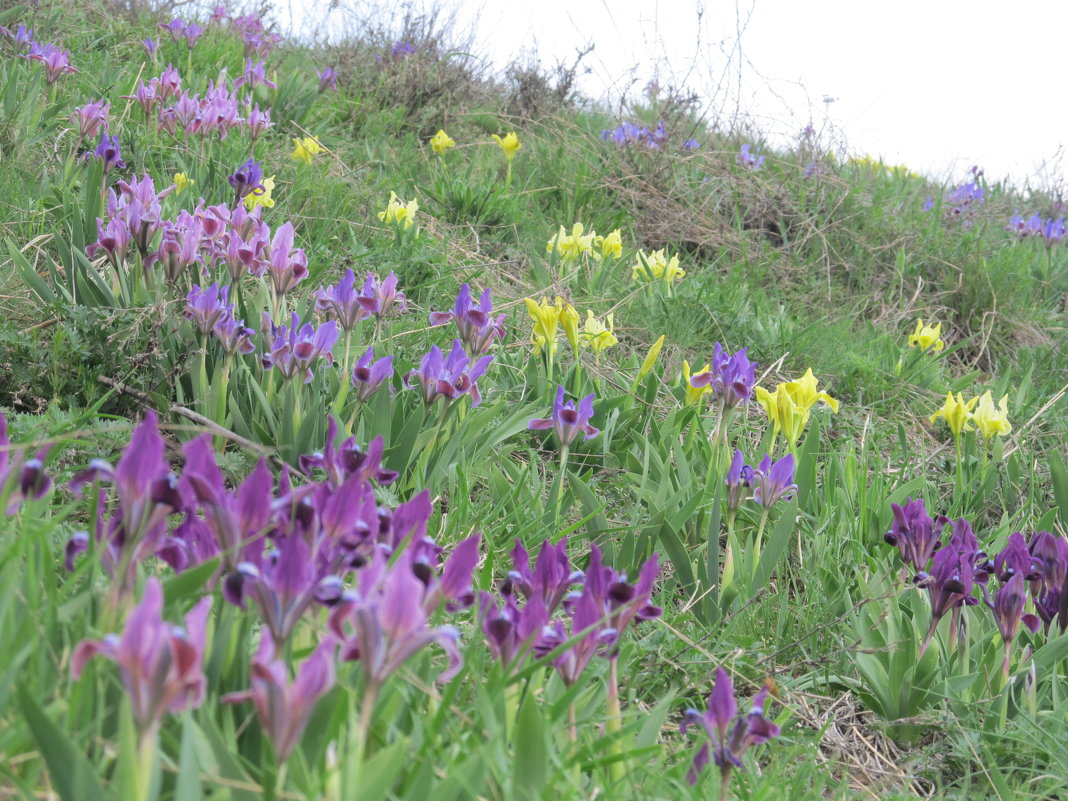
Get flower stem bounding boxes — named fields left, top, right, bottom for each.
left=606, top=658, right=625, bottom=786
left=553, top=445, right=570, bottom=535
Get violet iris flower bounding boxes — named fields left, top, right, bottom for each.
left=318, top=66, right=338, bottom=92
left=222, top=636, right=336, bottom=762
left=724, top=449, right=753, bottom=516
left=27, top=43, right=79, bottom=84
left=159, top=18, right=187, bottom=42
left=884, top=497, right=941, bottom=576
left=428, top=283, right=506, bottom=354
left=917, top=517, right=979, bottom=655
left=350, top=346, right=394, bottom=402
left=0, top=412, right=53, bottom=514
left=750, top=454, right=796, bottom=508
left=228, top=158, right=264, bottom=203
left=71, top=101, right=109, bottom=139
left=479, top=591, right=548, bottom=669
left=1028, top=531, right=1068, bottom=632
left=265, top=222, right=309, bottom=297
left=314, top=269, right=370, bottom=331
left=142, top=37, right=160, bottom=59
left=212, top=313, right=256, bottom=355
left=357, top=271, right=407, bottom=319
left=246, top=103, right=273, bottom=139
left=182, top=23, right=203, bottom=48
left=261, top=312, right=338, bottom=383
left=123, top=78, right=158, bottom=117
left=235, top=57, right=276, bottom=90
left=506, top=537, right=584, bottom=613
left=528, top=385, right=599, bottom=447
left=737, top=144, right=764, bottom=170
left=87, top=133, right=126, bottom=174
left=299, top=417, right=399, bottom=488
left=72, top=578, right=212, bottom=738
left=405, top=340, right=494, bottom=408
left=184, top=283, right=232, bottom=335
left=689, top=344, right=758, bottom=409
left=680, top=667, right=780, bottom=787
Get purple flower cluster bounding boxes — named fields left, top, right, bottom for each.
left=428, top=283, right=506, bottom=354
left=601, top=120, right=667, bottom=149
left=884, top=499, right=1066, bottom=671
left=183, top=282, right=255, bottom=355
left=16, top=33, right=79, bottom=85
left=71, top=100, right=109, bottom=139
left=681, top=667, right=780, bottom=787
left=689, top=343, right=757, bottom=410
left=528, top=385, right=599, bottom=447
left=230, top=13, right=283, bottom=57
left=926, top=168, right=985, bottom=227
left=736, top=144, right=764, bottom=170
left=724, top=451, right=796, bottom=514
left=317, top=66, right=338, bottom=92
left=1007, top=211, right=1065, bottom=247
left=260, top=312, right=337, bottom=383
left=83, top=132, right=126, bottom=174
left=405, top=340, right=494, bottom=408
left=479, top=539, right=660, bottom=682
left=234, top=57, right=276, bottom=92
left=313, top=270, right=409, bottom=332
left=159, top=18, right=203, bottom=48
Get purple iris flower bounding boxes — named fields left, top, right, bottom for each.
left=228, top=158, right=264, bottom=203
left=1041, top=217, right=1065, bottom=247
left=184, top=283, right=232, bottom=335
left=737, top=144, right=764, bottom=170
left=0, top=413, right=53, bottom=515
left=222, top=636, right=336, bottom=763
left=983, top=572, right=1040, bottom=645
left=528, top=385, right=599, bottom=447
left=299, top=417, right=398, bottom=488
left=428, top=283, right=507, bottom=354
left=212, top=313, right=256, bottom=355
left=246, top=103, right=273, bottom=139
left=265, top=222, right=309, bottom=297
left=159, top=18, right=187, bottom=42
left=328, top=547, right=464, bottom=695
left=71, top=578, right=212, bottom=738
left=314, top=269, right=370, bottom=331
left=917, top=518, right=979, bottom=655
left=153, top=215, right=203, bottom=282
left=350, top=346, right=394, bottom=402
left=391, top=40, right=417, bottom=59
left=750, top=454, right=796, bottom=509
left=884, top=498, right=941, bottom=576
left=142, top=37, right=160, bottom=59
left=261, top=312, right=338, bottom=383
left=680, top=667, right=780, bottom=786
left=357, top=271, right=407, bottom=319
left=1028, top=531, right=1068, bottom=632
left=71, top=101, right=109, bottom=139
left=66, top=411, right=184, bottom=593
left=582, top=545, right=661, bottom=656
left=157, top=64, right=182, bottom=100
left=405, top=340, right=494, bottom=408
left=123, top=78, right=159, bottom=115
left=27, top=43, right=79, bottom=85
left=683, top=139, right=700, bottom=151
left=479, top=591, right=548, bottom=669
left=689, top=344, right=757, bottom=409
left=506, top=537, right=585, bottom=613
left=86, top=132, right=126, bottom=174
left=317, top=66, right=338, bottom=92
left=724, top=449, right=753, bottom=515
left=182, top=22, right=203, bottom=48
left=235, top=57, right=276, bottom=90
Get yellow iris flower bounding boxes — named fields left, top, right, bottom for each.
left=908, top=319, right=945, bottom=353
left=547, top=223, right=598, bottom=264
left=378, top=191, right=418, bottom=229
left=173, top=172, right=194, bottom=195
left=559, top=301, right=580, bottom=353
left=970, top=391, right=1011, bottom=440
left=429, top=129, right=456, bottom=155
left=682, top=360, right=711, bottom=406
left=492, top=131, right=521, bottom=162
left=291, top=136, right=324, bottom=165
left=582, top=311, right=618, bottom=353
left=637, top=335, right=666, bottom=380
left=244, top=175, right=275, bottom=210
left=631, top=249, right=686, bottom=287
left=594, top=229, right=623, bottom=260
left=929, top=392, right=978, bottom=439
left=525, top=296, right=562, bottom=355
left=754, top=368, right=839, bottom=447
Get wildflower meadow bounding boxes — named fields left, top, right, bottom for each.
left=0, top=2, right=1066, bottom=799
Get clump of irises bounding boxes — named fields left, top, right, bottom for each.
left=924, top=166, right=986, bottom=228
left=884, top=497, right=1066, bottom=680
left=1007, top=211, right=1065, bottom=247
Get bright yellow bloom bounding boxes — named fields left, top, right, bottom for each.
left=637, top=335, right=666, bottom=380
left=492, top=131, right=521, bottom=162
left=582, top=310, right=617, bottom=353
left=547, top=223, right=598, bottom=264
left=244, top=175, right=275, bottom=210
left=909, top=319, right=945, bottom=353
left=525, top=296, right=561, bottom=356
left=291, top=136, right=324, bottom=165
left=683, top=360, right=712, bottom=406
left=970, top=391, right=1011, bottom=440
left=173, top=172, right=193, bottom=195
left=631, top=249, right=685, bottom=286
left=594, top=229, right=623, bottom=260
left=429, top=129, right=456, bottom=155
left=755, top=368, right=839, bottom=447
left=559, top=301, right=580, bottom=353
left=929, top=392, right=978, bottom=439
left=378, top=191, right=418, bottom=229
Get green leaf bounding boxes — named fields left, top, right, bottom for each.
left=17, top=687, right=108, bottom=801
left=752, top=499, right=798, bottom=594
left=355, top=740, right=408, bottom=801
left=1050, top=452, right=1068, bottom=531
left=512, top=691, right=548, bottom=801
left=174, top=716, right=203, bottom=801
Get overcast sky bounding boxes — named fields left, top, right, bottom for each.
left=281, top=0, right=1067, bottom=189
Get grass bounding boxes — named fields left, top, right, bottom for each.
left=0, top=1, right=1067, bottom=799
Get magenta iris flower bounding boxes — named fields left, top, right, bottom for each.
left=357, top=271, right=407, bottom=319
left=884, top=497, right=941, bottom=576
left=0, top=412, right=53, bottom=515
left=72, top=578, right=212, bottom=738
left=235, top=57, right=276, bottom=90
left=245, top=103, right=273, bottom=139
left=87, top=132, right=126, bottom=174
left=1028, top=531, right=1068, bottom=632
left=184, top=283, right=232, bottom=335
left=222, top=636, right=336, bottom=762
left=405, top=340, right=494, bottom=407
left=428, top=283, right=506, bottom=354
left=212, top=313, right=256, bottom=355
left=27, top=43, right=78, bottom=84
left=736, top=144, right=764, bottom=170
left=350, top=346, right=394, bottom=402
left=314, top=268, right=370, bottom=331
left=750, top=454, right=796, bottom=508
left=506, top=537, right=584, bottom=613
left=724, top=449, right=753, bottom=515
left=71, top=101, right=109, bottom=139
left=317, top=66, right=338, bottom=92
left=689, top=344, right=757, bottom=409
left=680, top=667, right=780, bottom=787
left=261, top=312, right=338, bottom=383
left=265, top=222, right=310, bottom=297
left=528, top=385, right=599, bottom=447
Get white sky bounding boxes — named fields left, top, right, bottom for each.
left=282, top=0, right=1068, bottom=189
